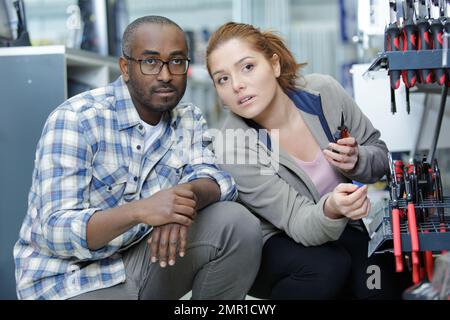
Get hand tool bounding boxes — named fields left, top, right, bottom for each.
left=405, top=163, right=421, bottom=283
left=430, top=0, right=446, bottom=85
left=402, top=0, right=419, bottom=113
left=386, top=0, right=403, bottom=113
left=333, top=112, right=350, bottom=142
left=389, top=153, right=404, bottom=272
left=416, top=0, right=435, bottom=83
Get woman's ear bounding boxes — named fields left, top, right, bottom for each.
left=271, top=53, right=281, bottom=78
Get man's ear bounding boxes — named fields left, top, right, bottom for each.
left=119, top=56, right=130, bottom=82
left=271, top=53, right=281, bottom=78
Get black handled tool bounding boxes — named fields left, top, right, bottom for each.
left=388, top=153, right=404, bottom=272
left=430, top=0, right=446, bottom=85
left=402, top=0, right=419, bottom=113
left=417, top=0, right=435, bottom=83
left=386, top=0, right=403, bottom=113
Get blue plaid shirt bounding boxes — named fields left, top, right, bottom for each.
left=14, top=76, right=237, bottom=300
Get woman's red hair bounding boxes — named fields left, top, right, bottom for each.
left=206, top=22, right=306, bottom=92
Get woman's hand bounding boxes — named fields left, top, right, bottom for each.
left=324, top=183, right=371, bottom=220
left=323, top=137, right=359, bottom=172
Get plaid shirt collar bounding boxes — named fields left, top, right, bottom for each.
left=112, top=76, right=180, bottom=132
left=112, top=76, right=144, bottom=131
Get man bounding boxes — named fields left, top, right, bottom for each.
left=14, top=16, right=262, bottom=300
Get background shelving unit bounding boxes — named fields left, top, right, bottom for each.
left=367, top=49, right=450, bottom=257
left=0, top=45, right=120, bottom=299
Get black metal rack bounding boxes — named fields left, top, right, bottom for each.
left=369, top=197, right=450, bottom=255
left=367, top=50, right=449, bottom=164
left=367, top=49, right=450, bottom=72
left=366, top=50, right=450, bottom=256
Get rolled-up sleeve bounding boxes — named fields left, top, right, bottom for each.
left=36, top=108, right=124, bottom=260
left=178, top=106, right=237, bottom=201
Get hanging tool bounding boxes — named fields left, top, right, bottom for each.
left=415, top=157, right=434, bottom=281
left=389, top=153, right=404, bottom=272
left=433, top=159, right=448, bottom=255
left=404, top=163, right=421, bottom=284
left=433, top=159, right=445, bottom=224
left=395, top=159, right=405, bottom=199
left=402, top=0, right=419, bottom=114
left=386, top=0, right=403, bottom=114
left=416, top=0, right=435, bottom=83
left=430, top=0, right=446, bottom=85
left=444, top=0, right=450, bottom=86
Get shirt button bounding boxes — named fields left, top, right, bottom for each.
left=136, top=145, right=141, bottom=150
left=133, top=176, right=138, bottom=182
left=138, top=125, right=143, bottom=130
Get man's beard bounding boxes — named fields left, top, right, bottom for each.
left=128, top=78, right=183, bottom=113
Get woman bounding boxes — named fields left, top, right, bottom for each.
left=206, top=22, right=410, bottom=299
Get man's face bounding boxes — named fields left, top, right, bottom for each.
left=121, top=23, right=188, bottom=121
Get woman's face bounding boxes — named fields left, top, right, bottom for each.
left=208, top=38, right=281, bottom=119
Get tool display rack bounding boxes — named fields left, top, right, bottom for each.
left=374, top=197, right=450, bottom=252
left=367, top=49, right=450, bottom=254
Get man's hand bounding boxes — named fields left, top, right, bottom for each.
left=148, top=224, right=189, bottom=268
left=146, top=183, right=198, bottom=268
left=323, top=137, right=359, bottom=172
left=134, top=186, right=197, bottom=227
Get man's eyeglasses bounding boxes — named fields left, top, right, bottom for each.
left=123, top=53, right=190, bottom=75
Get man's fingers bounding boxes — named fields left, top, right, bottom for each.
left=179, top=226, right=188, bottom=257
left=171, top=213, right=193, bottom=226
left=174, top=204, right=196, bottom=218
left=174, top=187, right=195, bottom=200
left=168, top=224, right=180, bottom=266
left=175, top=196, right=197, bottom=209
left=149, top=227, right=161, bottom=263
left=158, top=226, right=170, bottom=268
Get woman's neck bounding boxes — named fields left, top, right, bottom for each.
left=253, top=87, right=298, bottom=132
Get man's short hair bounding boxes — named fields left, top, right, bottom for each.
left=122, top=16, right=187, bottom=57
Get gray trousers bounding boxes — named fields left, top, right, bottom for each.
left=70, top=201, right=263, bottom=300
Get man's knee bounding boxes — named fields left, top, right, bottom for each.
left=202, top=201, right=262, bottom=244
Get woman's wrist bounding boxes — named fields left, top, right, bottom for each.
left=324, top=196, right=342, bottom=220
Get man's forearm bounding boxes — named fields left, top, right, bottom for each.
left=188, top=178, right=221, bottom=211
left=86, top=201, right=141, bottom=250
left=86, top=179, right=219, bottom=251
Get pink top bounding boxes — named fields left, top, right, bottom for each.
left=293, top=149, right=341, bottom=197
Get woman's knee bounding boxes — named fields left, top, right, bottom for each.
left=298, top=243, right=351, bottom=298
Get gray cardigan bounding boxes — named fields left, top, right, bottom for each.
left=216, top=73, right=389, bottom=246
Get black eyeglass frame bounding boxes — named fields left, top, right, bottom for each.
left=122, top=53, right=191, bottom=75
